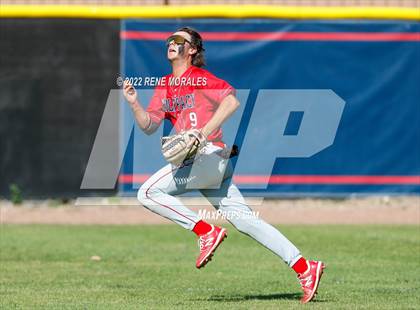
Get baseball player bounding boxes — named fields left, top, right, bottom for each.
left=123, top=27, right=325, bottom=304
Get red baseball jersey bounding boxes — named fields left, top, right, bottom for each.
left=146, top=66, right=235, bottom=146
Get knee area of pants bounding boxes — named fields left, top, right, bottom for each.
left=137, top=188, right=147, bottom=204
left=137, top=185, right=159, bottom=203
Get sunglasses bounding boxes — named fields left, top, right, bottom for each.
left=166, top=35, right=191, bottom=47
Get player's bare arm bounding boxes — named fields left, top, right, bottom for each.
left=201, top=94, right=240, bottom=138
left=122, top=80, right=151, bottom=131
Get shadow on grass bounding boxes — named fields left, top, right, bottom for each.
left=200, top=292, right=328, bottom=303
left=205, top=292, right=301, bottom=302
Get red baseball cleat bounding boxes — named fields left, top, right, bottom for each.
left=196, top=225, right=227, bottom=269
left=298, top=260, right=326, bottom=304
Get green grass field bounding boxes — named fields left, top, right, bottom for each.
left=0, top=224, right=419, bottom=309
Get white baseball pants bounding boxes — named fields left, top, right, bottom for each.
left=137, top=144, right=302, bottom=266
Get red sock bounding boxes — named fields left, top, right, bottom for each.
left=292, top=257, right=308, bottom=274
left=192, top=220, right=212, bottom=236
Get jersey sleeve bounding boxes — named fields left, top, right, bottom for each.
left=202, top=73, right=236, bottom=105
left=146, top=87, right=166, bottom=125
left=142, top=87, right=166, bottom=135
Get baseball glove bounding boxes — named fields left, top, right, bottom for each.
left=161, top=129, right=206, bottom=166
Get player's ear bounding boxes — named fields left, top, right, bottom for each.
left=188, top=47, right=197, bottom=56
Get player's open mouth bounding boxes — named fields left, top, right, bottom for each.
left=169, top=48, right=176, bottom=53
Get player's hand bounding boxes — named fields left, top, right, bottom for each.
left=123, top=80, right=137, bottom=106
left=189, top=129, right=207, bottom=147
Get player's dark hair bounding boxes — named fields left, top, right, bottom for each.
left=177, top=27, right=206, bottom=68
